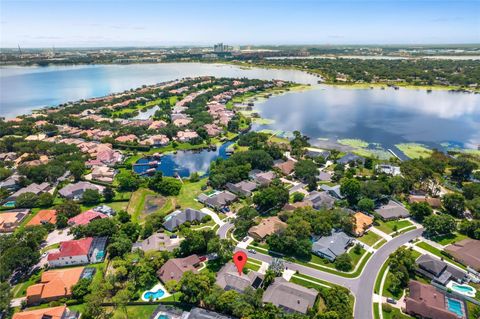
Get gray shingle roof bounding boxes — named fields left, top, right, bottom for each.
left=215, top=262, right=264, bottom=292
left=262, top=278, right=318, bottom=314
left=312, top=231, right=353, bottom=261
left=163, top=208, right=207, bottom=231
left=374, top=200, right=410, bottom=220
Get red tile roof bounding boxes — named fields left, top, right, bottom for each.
left=68, top=210, right=106, bottom=226
left=47, top=237, right=93, bottom=261
left=27, top=209, right=57, bottom=226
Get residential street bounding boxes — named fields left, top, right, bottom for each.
left=236, top=227, right=424, bottom=319
left=217, top=222, right=234, bottom=239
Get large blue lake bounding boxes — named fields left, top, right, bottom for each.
left=1, top=63, right=479, bottom=151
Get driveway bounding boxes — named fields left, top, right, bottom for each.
left=235, top=227, right=424, bottom=319
left=44, top=228, right=73, bottom=246
left=217, top=222, right=234, bottom=239
left=200, top=208, right=225, bottom=227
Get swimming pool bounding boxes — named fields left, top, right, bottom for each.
left=155, top=315, right=171, bottom=319
left=447, top=281, right=477, bottom=298
left=144, top=289, right=165, bottom=300
left=141, top=283, right=170, bottom=301
left=446, top=298, right=465, bottom=318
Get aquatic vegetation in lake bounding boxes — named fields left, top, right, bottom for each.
left=338, top=139, right=369, bottom=148
left=395, top=143, right=433, bottom=159
left=252, top=118, right=275, bottom=125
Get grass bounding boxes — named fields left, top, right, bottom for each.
left=113, top=304, right=159, bottom=319
left=382, top=306, right=413, bottom=319
left=40, top=243, right=60, bottom=253
left=290, top=276, right=331, bottom=291
left=429, top=232, right=469, bottom=246
left=373, top=239, right=387, bottom=249
left=127, top=188, right=156, bottom=223
left=395, top=143, right=433, bottom=159
left=376, top=220, right=413, bottom=234
left=11, top=269, right=43, bottom=298
left=373, top=303, right=381, bottom=319
left=357, top=231, right=382, bottom=247
left=415, top=241, right=467, bottom=270
left=157, top=179, right=208, bottom=216
left=374, top=260, right=390, bottom=294
left=383, top=271, right=404, bottom=299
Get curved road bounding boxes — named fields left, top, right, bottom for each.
left=234, top=227, right=423, bottom=319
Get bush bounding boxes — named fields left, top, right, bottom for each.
left=334, top=253, right=353, bottom=271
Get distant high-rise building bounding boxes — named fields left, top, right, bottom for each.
left=213, top=43, right=225, bottom=53
left=213, top=43, right=233, bottom=53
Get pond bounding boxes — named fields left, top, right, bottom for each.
left=133, top=141, right=233, bottom=178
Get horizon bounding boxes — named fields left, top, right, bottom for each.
left=1, top=0, right=479, bottom=48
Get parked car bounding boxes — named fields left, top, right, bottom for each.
left=248, top=249, right=257, bottom=254
left=386, top=298, right=397, bottom=304
left=242, top=236, right=249, bottom=242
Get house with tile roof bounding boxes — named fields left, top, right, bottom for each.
left=12, top=305, right=79, bottom=319
left=353, top=212, right=374, bottom=236
left=274, top=159, right=296, bottom=176
left=58, top=181, right=105, bottom=200
left=26, top=267, right=84, bottom=305
left=68, top=210, right=107, bottom=226
left=0, top=209, right=29, bottom=233
left=132, top=232, right=181, bottom=252
left=27, top=209, right=57, bottom=226
left=6, top=182, right=51, bottom=202
left=47, top=237, right=107, bottom=268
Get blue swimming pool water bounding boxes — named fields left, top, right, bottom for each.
left=451, top=283, right=475, bottom=294
left=144, top=289, right=165, bottom=300
left=157, top=315, right=170, bottom=319
left=446, top=298, right=464, bottom=318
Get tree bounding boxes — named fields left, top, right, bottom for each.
left=82, top=189, right=101, bottom=205
left=442, top=193, right=465, bottom=217
left=72, top=278, right=91, bottom=300
left=409, top=202, right=432, bottom=222
left=14, top=192, right=38, bottom=208
left=117, top=171, right=141, bottom=191
left=55, top=200, right=81, bottom=218
left=253, top=184, right=289, bottom=212
left=458, top=219, right=480, bottom=239
left=450, top=159, right=477, bottom=184
left=164, top=280, right=179, bottom=302
left=107, top=234, right=132, bottom=258
left=462, top=183, right=480, bottom=200
left=0, top=281, right=12, bottom=314
left=423, top=214, right=456, bottom=237
left=190, top=172, right=200, bottom=182
left=112, top=288, right=133, bottom=319
left=103, top=186, right=115, bottom=202
left=294, top=159, right=318, bottom=182
left=340, top=178, right=361, bottom=205
left=179, top=271, right=215, bottom=305
left=36, top=192, right=54, bottom=207
left=262, top=269, right=277, bottom=289
left=357, top=198, right=374, bottom=212
left=69, top=161, right=86, bottom=181
left=334, top=253, right=353, bottom=271
left=233, top=206, right=258, bottom=238
left=292, top=192, right=305, bottom=203
left=155, top=177, right=182, bottom=196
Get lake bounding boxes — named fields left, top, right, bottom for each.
left=133, top=142, right=233, bottom=178
left=1, top=63, right=479, bottom=151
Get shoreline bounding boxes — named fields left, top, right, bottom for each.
left=2, top=60, right=477, bottom=93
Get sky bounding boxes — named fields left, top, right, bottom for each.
left=1, top=0, right=479, bottom=47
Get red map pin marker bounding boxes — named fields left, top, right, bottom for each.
left=233, top=251, right=247, bottom=276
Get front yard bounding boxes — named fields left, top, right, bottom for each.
left=376, top=219, right=413, bottom=234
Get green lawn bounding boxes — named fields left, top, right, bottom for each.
left=358, top=231, right=382, bottom=246
left=374, top=260, right=390, bottom=294
left=11, top=270, right=43, bottom=298
left=383, top=271, right=404, bottom=299
left=157, top=179, right=209, bottom=216
left=126, top=188, right=156, bottom=222
left=416, top=241, right=467, bottom=270
left=114, top=305, right=159, bottom=319
left=373, top=239, right=387, bottom=249
left=430, top=232, right=468, bottom=246
left=382, top=306, right=413, bottom=319
left=40, top=243, right=59, bottom=254
left=373, top=303, right=381, bottom=319
left=376, top=220, right=413, bottom=234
